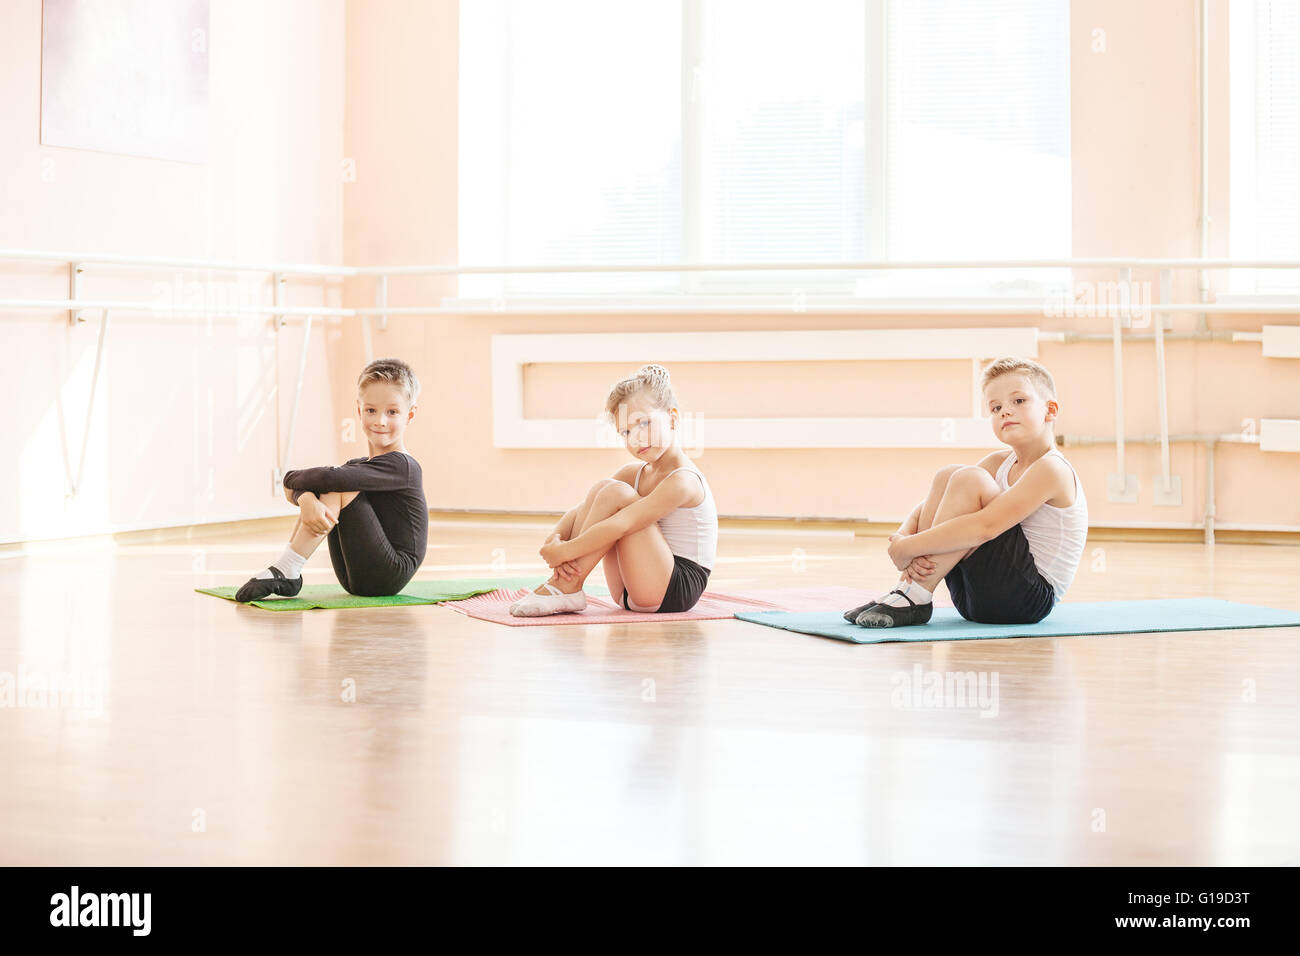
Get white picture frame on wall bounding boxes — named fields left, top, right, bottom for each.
left=40, top=0, right=210, bottom=163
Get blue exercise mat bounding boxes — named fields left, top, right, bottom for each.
left=734, top=598, right=1300, bottom=644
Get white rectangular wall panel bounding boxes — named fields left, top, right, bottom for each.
left=1262, top=325, right=1300, bottom=358
left=492, top=328, right=1038, bottom=449
left=1260, top=419, right=1300, bottom=452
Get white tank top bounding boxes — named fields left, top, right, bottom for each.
left=995, top=448, right=1089, bottom=603
left=634, top=463, right=718, bottom=570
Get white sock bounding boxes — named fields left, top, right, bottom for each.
left=255, top=546, right=306, bottom=580
left=509, top=582, right=587, bottom=617
left=877, top=577, right=933, bottom=608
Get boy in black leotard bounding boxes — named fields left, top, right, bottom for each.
left=234, top=358, right=428, bottom=601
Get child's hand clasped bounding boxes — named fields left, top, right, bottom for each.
left=536, top=535, right=579, bottom=581
left=886, top=533, right=910, bottom=570
left=905, top=556, right=937, bottom=581
left=301, top=495, right=338, bottom=535
left=888, top=533, right=937, bottom=579
left=539, top=539, right=568, bottom=568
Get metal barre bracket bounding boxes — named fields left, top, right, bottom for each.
left=273, top=272, right=287, bottom=329
left=69, top=262, right=86, bottom=326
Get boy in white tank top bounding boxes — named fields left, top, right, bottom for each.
left=845, top=356, right=1089, bottom=627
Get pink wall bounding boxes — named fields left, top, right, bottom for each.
left=338, top=0, right=1298, bottom=532
left=0, top=0, right=346, bottom=543
left=2, top=0, right=1296, bottom=543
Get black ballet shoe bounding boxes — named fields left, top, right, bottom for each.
left=235, top=566, right=303, bottom=603
left=854, top=589, right=933, bottom=628
left=843, top=600, right=880, bottom=623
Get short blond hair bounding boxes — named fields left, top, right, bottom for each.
left=981, top=356, right=1056, bottom=403
left=358, top=357, right=420, bottom=406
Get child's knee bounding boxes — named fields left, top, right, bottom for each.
left=932, top=464, right=965, bottom=488
left=586, top=478, right=621, bottom=500
left=595, top=481, right=637, bottom=506
left=950, top=465, right=995, bottom=490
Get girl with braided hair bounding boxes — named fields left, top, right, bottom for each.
left=510, top=364, right=718, bottom=617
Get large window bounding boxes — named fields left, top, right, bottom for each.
left=1230, top=0, right=1300, bottom=293
left=459, top=0, right=1071, bottom=299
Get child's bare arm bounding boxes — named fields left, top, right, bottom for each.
left=893, top=503, right=934, bottom=582
left=894, top=453, right=1003, bottom=548
left=898, top=500, right=923, bottom=535
left=291, top=491, right=337, bottom=535
left=891, top=456, right=1071, bottom=565
left=549, top=508, right=579, bottom=542
left=549, top=464, right=641, bottom=542
left=283, top=485, right=325, bottom=507
left=543, top=472, right=696, bottom=566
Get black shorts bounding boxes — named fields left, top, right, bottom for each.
left=325, top=492, right=418, bottom=597
left=943, top=523, right=1056, bottom=624
left=621, top=554, right=711, bottom=614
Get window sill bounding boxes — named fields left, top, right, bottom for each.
left=442, top=288, right=1068, bottom=312
left=1215, top=292, right=1300, bottom=305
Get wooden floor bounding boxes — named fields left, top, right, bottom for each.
left=1, top=514, right=1298, bottom=866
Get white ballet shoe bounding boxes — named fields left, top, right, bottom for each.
left=508, top=583, right=557, bottom=613
left=509, top=582, right=587, bottom=617
left=508, top=582, right=552, bottom=613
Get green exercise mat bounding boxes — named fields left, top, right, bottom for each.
left=196, top=575, right=600, bottom=611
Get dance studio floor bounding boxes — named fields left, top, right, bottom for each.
left=2, top=515, right=1298, bottom=866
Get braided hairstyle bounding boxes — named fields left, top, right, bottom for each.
left=604, top=363, right=678, bottom=430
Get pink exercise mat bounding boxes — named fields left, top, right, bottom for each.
left=441, top=583, right=950, bottom=627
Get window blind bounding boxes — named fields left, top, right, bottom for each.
left=459, top=0, right=682, bottom=297
left=693, top=0, right=866, bottom=293
left=459, top=0, right=1071, bottom=298
left=879, top=0, right=1070, bottom=294
left=1253, top=0, right=1300, bottom=290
